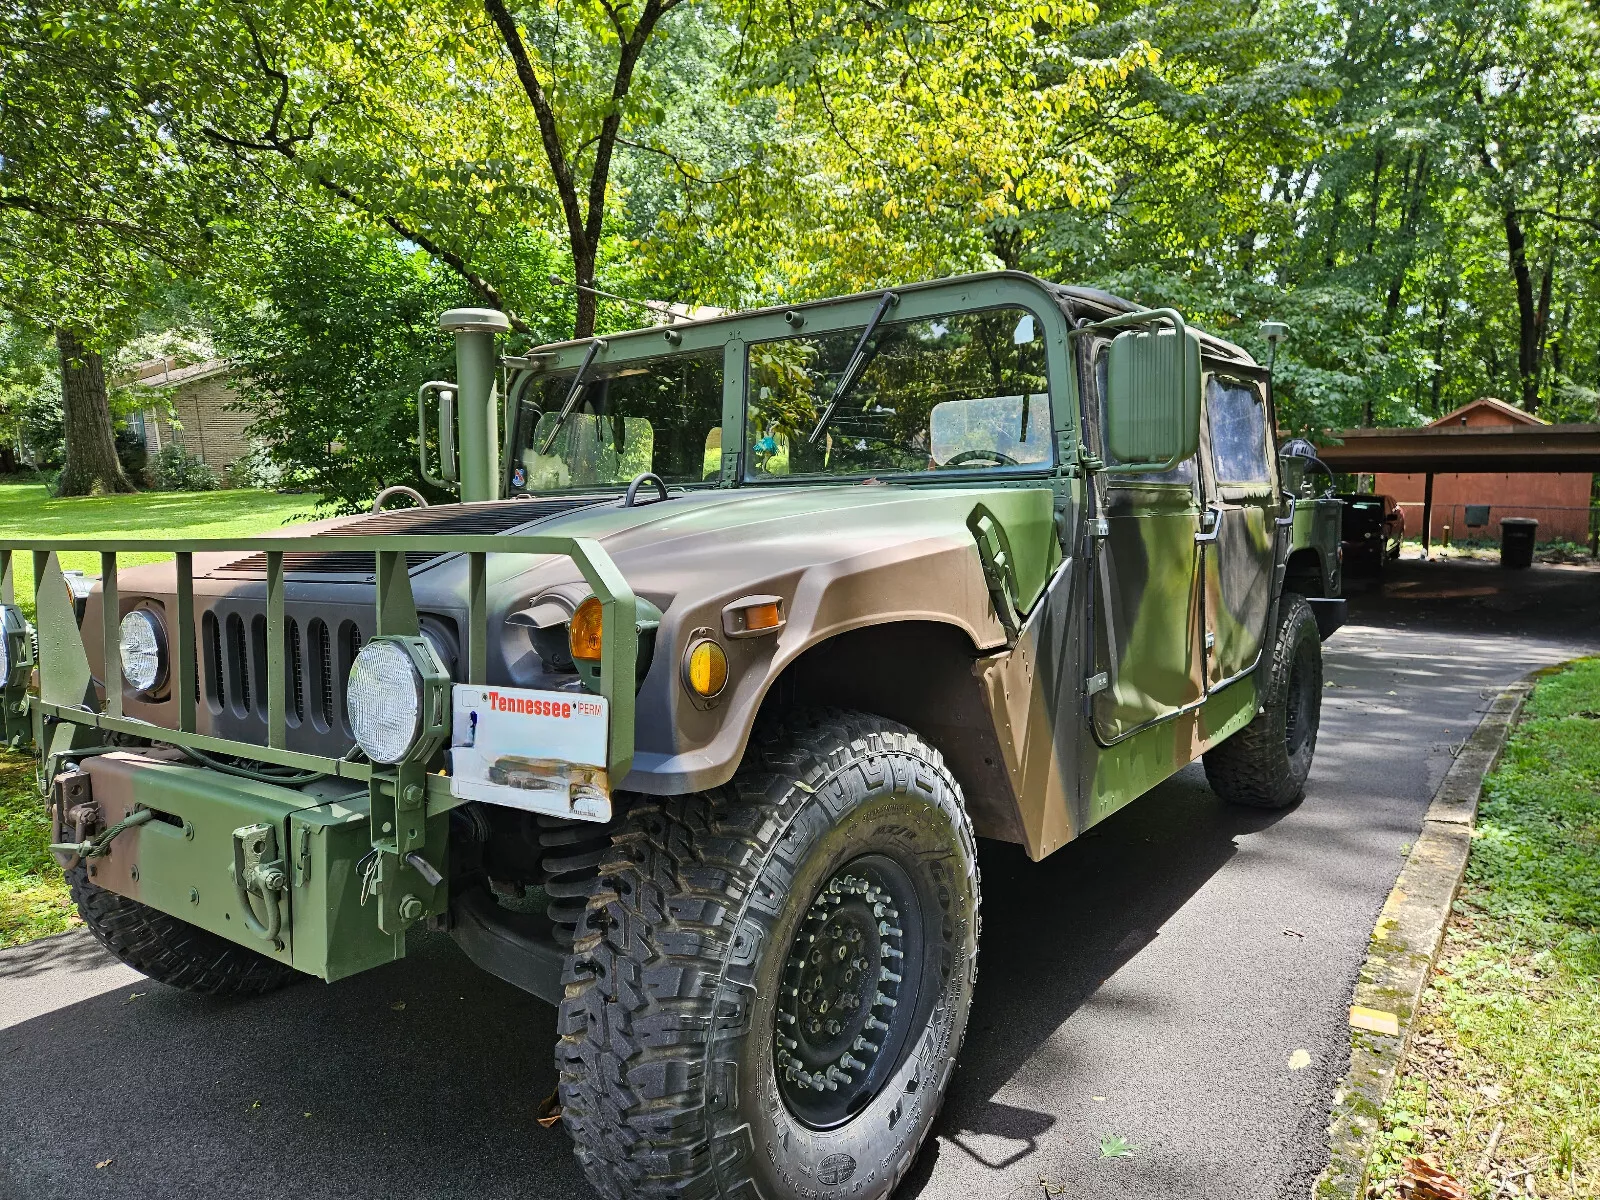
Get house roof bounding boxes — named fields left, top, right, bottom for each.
left=116, top=357, right=233, bottom=389
left=1428, top=396, right=1547, bottom=427
left=1316, top=421, right=1600, bottom=474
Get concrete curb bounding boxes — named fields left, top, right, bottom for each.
left=1313, top=667, right=1551, bottom=1200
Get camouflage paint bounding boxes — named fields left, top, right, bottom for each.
left=75, top=749, right=445, bottom=979
left=9, top=271, right=1330, bottom=974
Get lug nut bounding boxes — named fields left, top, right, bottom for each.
left=865, top=1016, right=890, bottom=1032
left=881, top=967, right=902, bottom=983
left=874, top=991, right=898, bottom=1008
left=841, top=1054, right=866, bottom=1071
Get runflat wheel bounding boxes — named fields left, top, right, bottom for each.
left=1203, top=593, right=1323, bottom=809
left=557, top=709, right=980, bottom=1200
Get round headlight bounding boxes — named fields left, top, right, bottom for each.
left=119, top=610, right=167, bottom=694
left=348, top=640, right=422, bottom=764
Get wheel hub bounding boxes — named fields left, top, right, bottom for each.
left=774, top=861, right=918, bottom=1127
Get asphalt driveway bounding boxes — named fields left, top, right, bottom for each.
left=4, top=556, right=1597, bottom=1200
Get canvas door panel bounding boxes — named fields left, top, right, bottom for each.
left=1091, top=480, right=1205, bottom=742
left=1203, top=502, right=1273, bottom=685
left=1201, top=372, right=1276, bottom=686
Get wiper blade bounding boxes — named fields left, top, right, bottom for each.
left=807, top=291, right=898, bottom=446
left=536, top=337, right=607, bottom=455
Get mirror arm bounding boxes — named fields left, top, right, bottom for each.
left=1070, top=307, right=1193, bottom=475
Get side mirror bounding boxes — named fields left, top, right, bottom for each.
left=1104, top=324, right=1202, bottom=473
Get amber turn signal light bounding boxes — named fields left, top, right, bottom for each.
left=684, top=638, right=728, bottom=698
left=569, top=597, right=604, bottom=662
left=722, top=595, right=786, bottom=639
left=742, top=602, right=782, bottom=632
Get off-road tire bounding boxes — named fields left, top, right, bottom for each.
left=66, top=863, right=299, bottom=995
left=557, top=709, right=980, bottom=1200
left=1203, top=593, right=1323, bottom=809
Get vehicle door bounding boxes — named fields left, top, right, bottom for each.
left=1198, top=369, right=1277, bottom=688
left=1084, top=337, right=1206, bottom=743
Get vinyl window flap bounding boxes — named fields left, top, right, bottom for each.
left=449, top=685, right=610, bottom=820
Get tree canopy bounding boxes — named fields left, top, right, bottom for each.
left=1, top=0, right=1596, bottom=505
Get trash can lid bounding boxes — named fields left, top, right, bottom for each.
left=1499, top=516, right=1539, bottom=527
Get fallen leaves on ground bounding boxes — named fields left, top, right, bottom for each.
left=1398, top=1155, right=1467, bottom=1200
left=95, top=1159, right=113, bottom=1170
left=536, top=1088, right=563, bottom=1129
left=1098, top=1134, right=1135, bottom=1159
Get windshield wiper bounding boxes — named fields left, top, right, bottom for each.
left=807, top=291, right=899, bottom=446
left=536, top=337, right=607, bottom=455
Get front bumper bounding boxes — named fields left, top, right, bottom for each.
left=64, top=750, right=446, bottom=982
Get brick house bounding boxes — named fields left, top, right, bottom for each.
left=118, top=358, right=253, bottom=472
left=1373, top=398, right=1597, bottom=542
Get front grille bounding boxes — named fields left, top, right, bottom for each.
left=288, top=619, right=304, bottom=725
left=208, top=496, right=610, bottom=578
left=200, top=606, right=363, bottom=746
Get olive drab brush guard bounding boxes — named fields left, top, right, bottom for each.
left=2, top=271, right=1344, bottom=1200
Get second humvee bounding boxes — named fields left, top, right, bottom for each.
left=8, top=270, right=1343, bottom=1200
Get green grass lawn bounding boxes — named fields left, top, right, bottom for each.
left=1366, top=658, right=1600, bottom=1199
left=0, top=482, right=318, bottom=619
left=0, top=749, right=77, bottom=946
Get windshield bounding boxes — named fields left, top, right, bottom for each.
left=745, top=306, right=1051, bottom=480
left=506, top=347, right=723, bottom=493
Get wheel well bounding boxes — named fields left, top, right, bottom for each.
left=1284, top=547, right=1326, bottom=597
left=755, top=621, right=1026, bottom=844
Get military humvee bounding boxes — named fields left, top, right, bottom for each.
left=5, top=271, right=1343, bottom=1200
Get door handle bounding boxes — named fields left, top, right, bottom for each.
left=1195, top=504, right=1223, bottom=544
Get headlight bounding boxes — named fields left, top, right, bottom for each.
left=0, top=605, right=33, bottom=691
left=119, top=610, right=167, bottom=694
left=348, top=640, right=423, bottom=764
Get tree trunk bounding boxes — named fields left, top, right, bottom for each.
left=1501, top=207, right=1540, bottom=413
left=572, top=244, right=599, bottom=340
left=1429, top=291, right=1448, bottom=416
left=54, top=328, right=136, bottom=496
left=1532, top=243, right=1554, bottom=404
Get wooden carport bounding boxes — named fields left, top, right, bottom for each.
left=1315, top=423, right=1600, bottom=554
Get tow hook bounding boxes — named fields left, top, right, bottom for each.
left=231, top=823, right=288, bottom=945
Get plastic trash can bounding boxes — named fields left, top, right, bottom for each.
left=1499, top=517, right=1538, bottom=568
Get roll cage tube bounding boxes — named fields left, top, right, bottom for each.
left=1068, top=306, right=1195, bottom=475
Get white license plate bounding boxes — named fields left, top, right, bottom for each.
left=449, top=685, right=611, bottom=820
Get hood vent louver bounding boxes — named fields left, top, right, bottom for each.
left=208, top=496, right=611, bottom=579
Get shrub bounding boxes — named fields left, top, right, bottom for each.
left=221, top=442, right=282, bottom=490
left=146, top=444, right=218, bottom=491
